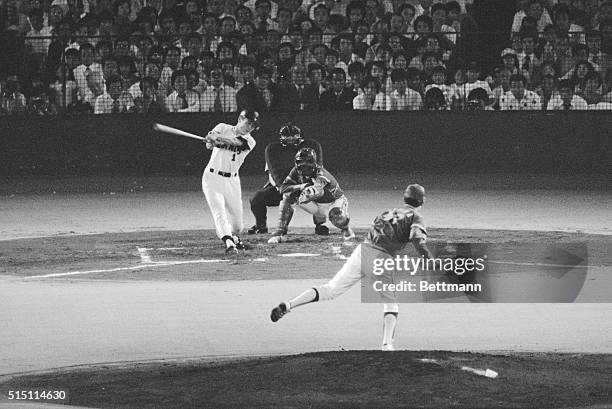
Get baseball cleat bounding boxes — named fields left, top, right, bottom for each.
left=342, top=227, right=355, bottom=240
left=247, top=226, right=268, bottom=234
left=381, top=343, right=395, bottom=351
left=234, top=237, right=246, bottom=250
left=270, top=302, right=290, bottom=322
left=315, top=224, right=329, bottom=236
left=225, top=245, right=238, bottom=254
left=267, top=235, right=285, bottom=244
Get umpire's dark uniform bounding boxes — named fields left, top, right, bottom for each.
left=249, top=138, right=323, bottom=233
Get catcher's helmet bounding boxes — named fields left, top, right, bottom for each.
left=404, top=184, right=425, bottom=207
left=295, top=147, right=318, bottom=176
left=279, top=123, right=303, bottom=146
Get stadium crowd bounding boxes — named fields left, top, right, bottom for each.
left=0, top=0, right=611, bottom=114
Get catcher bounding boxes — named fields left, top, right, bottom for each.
left=267, top=147, right=355, bottom=243
left=247, top=123, right=324, bottom=235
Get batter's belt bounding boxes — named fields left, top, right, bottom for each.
left=209, top=168, right=238, bottom=178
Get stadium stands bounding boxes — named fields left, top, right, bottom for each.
left=0, top=0, right=611, bottom=114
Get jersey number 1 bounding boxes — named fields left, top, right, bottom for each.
left=231, top=153, right=236, bottom=161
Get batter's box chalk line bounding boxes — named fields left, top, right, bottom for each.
left=24, top=254, right=270, bottom=279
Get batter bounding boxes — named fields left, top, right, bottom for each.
left=202, top=110, right=259, bottom=254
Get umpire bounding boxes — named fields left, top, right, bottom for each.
left=248, top=123, right=323, bottom=234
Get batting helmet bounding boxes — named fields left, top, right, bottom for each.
left=279, top=123, right=303, bottom=146
left=403, top=184, right=425, bottom=207
left=295, top=147, right=318, bottom=177
left=239, top=109, right=260, bottom=129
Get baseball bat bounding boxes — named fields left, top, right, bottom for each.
left=152, top=123, right=206, bottom=142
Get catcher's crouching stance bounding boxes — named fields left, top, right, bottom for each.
left=270, top=184, right=433, bottom=351
left=267, top=147, right=355, bottom=243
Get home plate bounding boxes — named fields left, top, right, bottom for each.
left=278, top=253, right=321, bottom=257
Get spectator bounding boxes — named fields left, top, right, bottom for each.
left=555, top=33, right=576, bottom=77
left=465, top=87, right=492, bottom=111
left=159, top=46, right=181, bottom=96
left=73, top=43, right=103, bottom=100
left=455, top=61, right=494, bottom=102
left=567, top=60, right=596, bottom=96
left=552, top=3, right=585, bottom=44
left=48, top=62, right=77, bottom=110
left=312, top=3, right=332, bottom=35
left=347, top=61, right=365, bottom=93
left=275, top=7, right=293, bottom=34
left=129, top=61, right=164, bottom=99
left=79, top=70, right=105, bottom=109
left=586, top=31, right=605, bottom=68
left=500, top=73, right=541, bottom=110
left=390, top=51, right=409, bottom=71
left=353, top=76, right=391, bottom=110
left=346, top=0, right=366, bottom=31
left=536, top=73, right=558, bottom=110
left=0, top=75, right=27, bottom=115
left=430, top=3, right=456, bottom=44
left=319, top=67, right=357, bottom=110
left=546, top=78, right=588, bottom=109
left=254, top=0, right=278, bottom=31
left=236, top=62, right=256, bottom=90
left=492, top=67, right=513, bottom=108
left=200, top=66, right=238, bottom=112
left=277, top=64, right=315, bottom=111
left=518, top=32, right=541, bottom=75
left=512, top=0, right=553, bottom=34
left=25, top=8, right=52, bottom=59
left=94, top=75, right=135, bottom=113
left=303, top=62, right=326, bottom=108
left=184, top=68, right=204, bottom=95
left=165, top=69, right=201, bottom=112
left=424, top=87, right=448, bottom=110
left=390, top=68, right=422, bottom=110
left=277, top=42, right=295, bottom=78
left=399, top=3, right=416, bottom=33
left=134, top=76, right=164, bottom=113
left=335, top=33, right=363, bottom=76
left=406, top=66, right=424, bottom=96
left=27, top=84, right=58, bottom=115
left=425, top=65, right=452, bottom=105
left=581, top=71, right=612, bottom=109
left=236, top=66, right=280, bottom=111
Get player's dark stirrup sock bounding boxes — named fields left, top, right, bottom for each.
left=312, top=288, right=319, bottom=302
left=221, top=235, right=235, bottom=248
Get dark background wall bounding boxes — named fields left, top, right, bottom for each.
left=0, top=112, right=610, bottom=177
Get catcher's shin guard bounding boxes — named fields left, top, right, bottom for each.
left=329, top=206, right=350, bottom=230
left=275, top=195, right=295, bottom=235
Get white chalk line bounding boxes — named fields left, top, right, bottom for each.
left=24, top=259, right=229, bottom=279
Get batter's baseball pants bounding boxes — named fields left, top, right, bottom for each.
left=202, top=169, right=244, bottom=239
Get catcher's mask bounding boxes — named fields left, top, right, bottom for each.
left=279, top=123, right=303, bottom=146
left=295, top=147, right=318, bottom=177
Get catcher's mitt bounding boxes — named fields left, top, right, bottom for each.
left=298, top=184, right=324, bottom=204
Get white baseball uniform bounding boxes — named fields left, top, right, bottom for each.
left=202, top=123, right=256, bottom=239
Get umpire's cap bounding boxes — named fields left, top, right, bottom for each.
left=239, top=109, right=261, bottom=129
left=404, top=184, right=425, bottom=206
